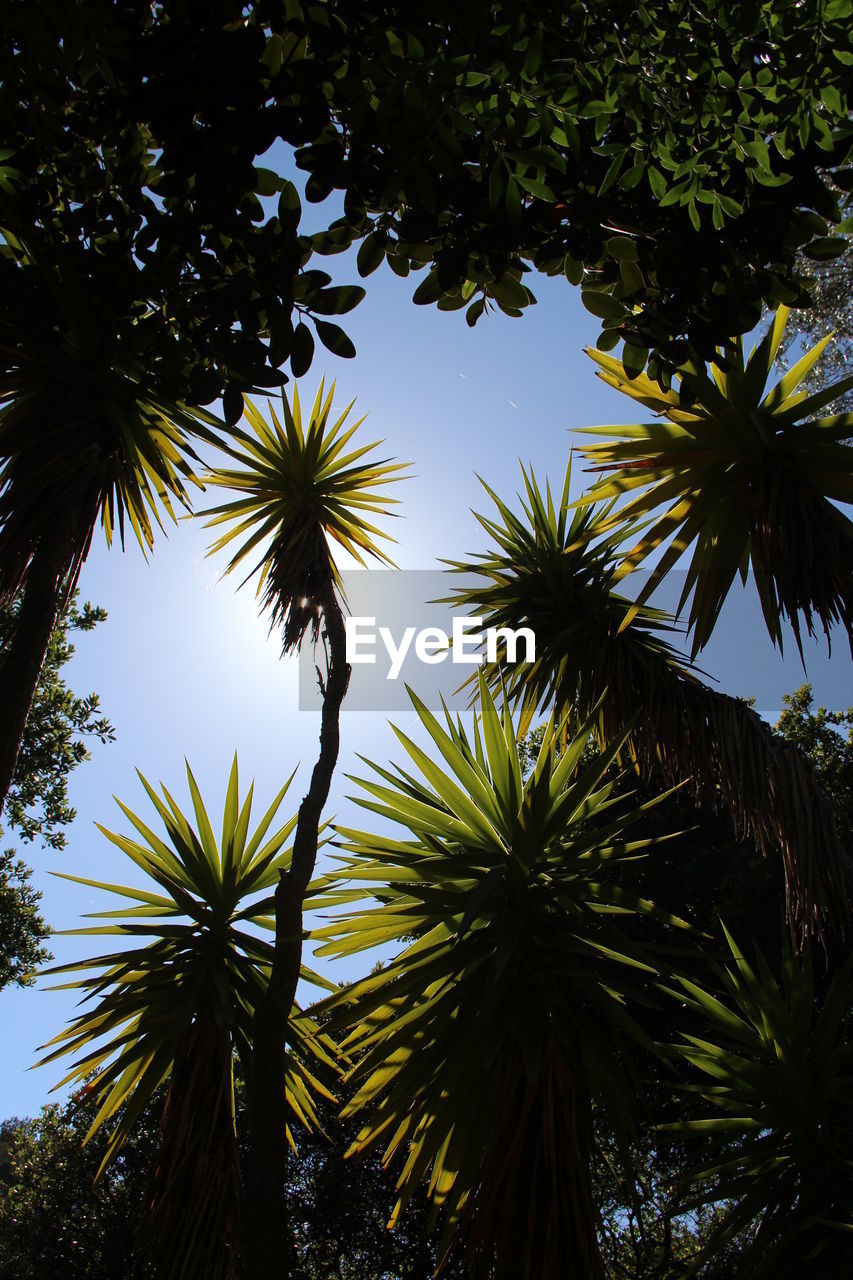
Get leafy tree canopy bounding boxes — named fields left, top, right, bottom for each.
left=3, top=0, right=853, bottom=418
left=3, top=688, right=850, bottom=1277
left=0, top=593, right=113, bottom=990
left=1, top=595, right=113, bottom=850
left=1, top=0, right=362, bottom=422
left=778, top=202, right=853, bottom=410
left=295, top=0, right=853, bottom=378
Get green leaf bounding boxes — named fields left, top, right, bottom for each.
left=622, top=344, right=649, bottom=379
left=466, top=297, right=485, bottom=327
left=311, top=286, right=366, bottom=316
left=278, top=181, right=302, bottom=231
left=491, top=273, right=529, bottom=309
left=223, top=384, right=245, bottom=426
left=290, top=323, right=315, bottom=377
left=606, top=236, right=639, bottom=262
left=563, top=255, right=584, bottom=286
left=647, top=166, right=667, bottom=199
left=412, top=270, right=443, bottom=305
left=581, top=289, right=626, bottom=322
left=357, top=233, right=386, bottom=278
left=314, top=320, right=357, bottom=359
left=254, top=167, right=282, bottom=197
left=803, top=236, right=849, bottom=261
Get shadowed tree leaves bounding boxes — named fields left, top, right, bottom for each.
left=444, top=462, right=849, bottom=941
left=0, top=593, right=113, bottom=990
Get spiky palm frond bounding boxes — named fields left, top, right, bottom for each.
left=443, top=460, right=689, bottom=736
left=39, top=758, right=337, bottom=1280
left=444, top=463, right=849, bottom=939
left=576, top=307, right=853, bottom=657
left=204, top=381, right=408, bottom=651
left=663, top=930, right=853, bottom=1278
left=310, top=679, right=688, bottom=1279
left=0, top=320, right=222, bottom=602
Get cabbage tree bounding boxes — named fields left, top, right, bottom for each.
left=0, top=239, right=223, bottom=820
left=41, top=757, right=336, bottom=1280
left=312, top=679, right=688, bottom=1279
left=576, top=307, right=853, bottom=658
left=445, top=463, right=848, bottom=940
left=203, top=380, right=407, bottom=1276
left=663, top=931, right=853, bottom=1277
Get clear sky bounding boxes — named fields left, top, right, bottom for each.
left=2, top=224, right=850, bottom=1120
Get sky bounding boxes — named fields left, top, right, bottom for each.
left=2, top=218, right=851, bottom=1120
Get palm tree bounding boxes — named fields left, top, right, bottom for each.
left=40, top=756, right=336, bottom=1280
left=574, top=306, right=853, bottom=658
left=0, top=234, right=223, bottom=818
left=202, top=380, right=407, bottom=1277
left=443, top=462, right=848, bottom=941
left=310, top=678, right=688, bottom=1280
left=663, top=929, right=853, bottom=1277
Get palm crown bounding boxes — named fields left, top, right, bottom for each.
left=444, top=462, right=848, bottom=941
left=40, top=758, right=337, bottom=1279
left=311, top=679, right=687, bottom=1279
left=576, top=306, right=853, bottom=658
left=0, top=254, right=222, bottom=602
left=0, top=248, right=225, bottom=825
left=204, top=381, right=408, bottom=651
left=664, top=931, right=853, bottom=1277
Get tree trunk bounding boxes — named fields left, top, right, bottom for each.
left=136, top=1021, right=242, bottom=1280
left=0, top=520, right=77, bottom=821
left=243, top=590, right=351, bottom=1279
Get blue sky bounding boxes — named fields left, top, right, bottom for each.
left=2, top=246, right=850, bottom=1120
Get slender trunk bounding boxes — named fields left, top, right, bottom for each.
left=0, top=519, right=78, bottom=820
left=244, top=590, right=351, bottom=1280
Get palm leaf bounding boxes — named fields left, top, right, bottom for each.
left=311, top=680, right=685, bottom=1278
left=444, top=462, right=849, bottom=940
left=0, top=305, right=224, bottom=603
left=203, top=380, right=408, bottom=651
left=663, top=933, right=853, bottom=1277
left=40, top=756, right=338, bottom=1279
left=576, top=308, right=853, bottom=659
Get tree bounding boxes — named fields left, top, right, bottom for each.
left=6, top=0, right=853, bottom=398
left=298, top=0, right=853, bottom=374
left=0, top=1082, right=471, bottom=1280
left=201, top=381, right=407, bottom=1278
left=778, top=217, right=853, bottom=412
left=311, top=679, right=689, bottom=1279
left=0, top=853, right=46, bottom=990
left=2, top=1, right=362, bottom=414
left=776, top=684, right=853, bottom=833
left=0, top=283, right=224, bottom=818
left=39, top=758, right=336, bottom=1280
left=23, top=686, right=852, bottom=1279
left=0, top=0, right=366, bottom=817
left=444, top=462, right=847, bottom=940
left=664, top=933, right=853, bottom=1277
left=0, top=592, right=113, bottom=989
left=0, top=228, right=235, bottom=813
left=5, top=0, right=853, bottom=821
left=1, top=594, right=113, bottom=850
left=0, top=1090, right=162, bottom=1280
left=558, top=685, right=853, bottom=1276
left=575, top=306, right=853, bottom=658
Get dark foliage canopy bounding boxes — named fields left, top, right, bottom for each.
left=3, top=0, right=852, bottom=421
left=0, top=594, right=113, bottom=990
